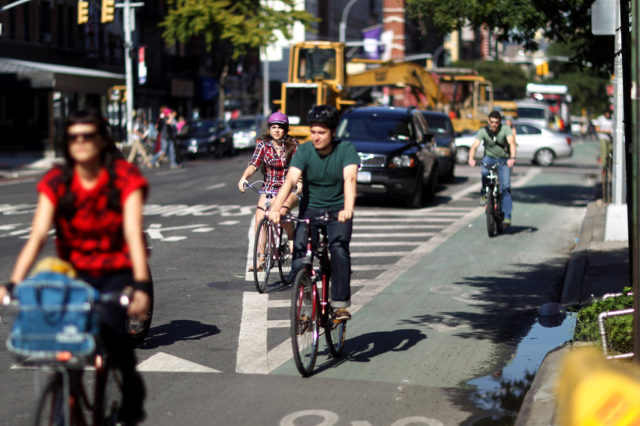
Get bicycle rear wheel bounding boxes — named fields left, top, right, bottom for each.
left=486, top=192, right=498, bottom=237
left=253, top=218, right=274, bottom=293
left=277, top=225, right=292, bottom=285
left=325, top=309, right=347, bottom=357
left=33, top=373, right=66, bottom=426
left=290, top=269, right=319, bottom=376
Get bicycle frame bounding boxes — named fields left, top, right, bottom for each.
left=296, top=214, right=333, bottom=323
left=482, top=162, right=504, bottom=237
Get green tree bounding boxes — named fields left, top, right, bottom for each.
left=406, top=0, right=614, bottom=73
left=160, top=0, right=317, bottom=118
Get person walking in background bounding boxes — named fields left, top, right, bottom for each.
left=0, top=109, right=151, bottom=424
left=149, top=108, right=180, bottom=169
left=127, top=111, right=152, bottom=167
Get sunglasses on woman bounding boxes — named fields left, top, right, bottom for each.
left=67, top=132, right=99, bottom=143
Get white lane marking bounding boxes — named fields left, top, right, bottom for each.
left=137, top=352, right=220, bottom=373
left=349, top=241, right=421, bottom=246
left=219, top=220, right=240, bottom=225
left=205, top=183, right=227, bottom=190
left=355, top=216, right=464, bottom=222
left=355, top=207, right=470, bottom=216
left=192, top=227, right=215, bottom=232
left=351, top=251, right=409, bottom=257
left=251, top=169, right=542, bottom=374
left=0, top=178, right=37, bottom=186
left=145, top=223, right=212, bottom=241
left=236, top=292, right=269, bottom=374
left=352, top=224, right=442, bottom=230
left=352, top=232, right=436, bottom=238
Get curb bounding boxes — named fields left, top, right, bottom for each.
left=560, top=202, right=600, bottom=305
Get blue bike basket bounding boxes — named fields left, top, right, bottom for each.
left=7, top=271, right=100, bottom=360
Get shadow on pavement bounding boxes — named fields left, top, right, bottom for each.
left=400, top=257, right=568, bottom=345
left=140, top=319, right=221, bottom=349
left=312, top=328, right=427, bottom=374
left=501, top=225, right=538, bottom=235
left=513, top=184, right=595, bottom=207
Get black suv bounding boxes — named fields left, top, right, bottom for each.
left=336, top=106, right=439, bottom=208
left=178, top=118, right=235, bottom=158
left=421, top=111, right=457, bottom=182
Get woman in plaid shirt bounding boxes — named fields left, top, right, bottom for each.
left=238, top=112, right=300, bottom=271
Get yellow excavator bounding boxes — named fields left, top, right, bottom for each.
left=429, top=69, right=494, bottom=133
left=275, top=41, right=493, bottom=140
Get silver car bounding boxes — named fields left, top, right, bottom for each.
left=455, top=120, right=573, bottom=166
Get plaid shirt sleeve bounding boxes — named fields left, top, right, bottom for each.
left=249, top=140, right=266, bottom=168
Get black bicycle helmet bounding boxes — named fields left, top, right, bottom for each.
left=306, top=105, right=340, bottom=130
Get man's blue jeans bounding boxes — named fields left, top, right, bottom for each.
left=150, top=138, right=177, bottom=167
left=292, top=207, right=352, bottom=308
left=481, top=156, right=512, bottom=220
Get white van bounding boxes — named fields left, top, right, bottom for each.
left=516, top=101, right=552, bottom=129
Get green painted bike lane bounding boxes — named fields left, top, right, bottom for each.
left=274, top=140, right=600, bottom=389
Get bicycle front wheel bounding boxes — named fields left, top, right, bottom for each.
left=254, top=218, right=275, bottom=293
left=325, top=310, right=347, bottom=358
left=290, top=269, right=319, bottom=376
left=94, top=360, right=123, bottom=425
left=486, top=192, right=498, bottom=237
left=33, top=373, right=66, bottom=426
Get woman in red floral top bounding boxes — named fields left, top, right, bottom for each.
left=238, top=112, right=300, bottom=271
left=2, top=109, right=150, bottom=423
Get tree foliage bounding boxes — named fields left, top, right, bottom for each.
left=454, top=60, right=529, bottom=100
left=160, top=0, right=317, bottom=59
left=406, top=0, right=614, bottom=73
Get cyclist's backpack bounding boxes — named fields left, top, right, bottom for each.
left=7, top=271, right=100, bottom=360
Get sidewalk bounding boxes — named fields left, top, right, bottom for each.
left=516, top=200, right=630, bottom=426
left=0, top=152, right=62, bottom=180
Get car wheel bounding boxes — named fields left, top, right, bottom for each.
left=444, top=161, right=455, bottom=182
left=424, top=167, right=437, bottom=203
left=456, top=147, right=469, bottom=164
left=534, top=148, right=555, bottom=166
left=406, top=173, right=424, bottom=208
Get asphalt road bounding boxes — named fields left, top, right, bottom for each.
left=0, top=139, right=600, bottom=425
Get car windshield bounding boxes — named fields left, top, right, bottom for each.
left=229, top=119, right=256, bottom=130
left=517, top=107, right=546, bottom=119
left=189, top=120, right=218, bottom=136
left=337, top=115, right=412, bottom=142
left=423, top=115, right=450, bottom=134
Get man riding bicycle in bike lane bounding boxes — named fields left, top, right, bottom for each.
left=269, top=105, right=359, bottom=321
left=468, top=110, right=517, bottom=227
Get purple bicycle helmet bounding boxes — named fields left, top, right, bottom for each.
left=268, top=112, right=289, bottom=128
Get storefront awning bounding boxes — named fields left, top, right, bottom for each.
left=0, top=57, right=125, bottom=93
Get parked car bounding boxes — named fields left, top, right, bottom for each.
left=229, top=115, right=264, bottom=150
left=178, top=118, right=235, bottom=158
left=454, top=120, right=572, bottom=166
left=421, top=110, right=456, bottom=182
left=336, top=106, right=439, bottom=208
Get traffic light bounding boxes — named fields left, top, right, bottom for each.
left=77, top=1, right=89, bottom=25
left=101, top=0, right=115, bottom=23
left=536, top=62, right=549, bottom=76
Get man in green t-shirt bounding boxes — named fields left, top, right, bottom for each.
left=468, top=110, right=517, bottom=226
left=270, top=105, right=360, bottom=320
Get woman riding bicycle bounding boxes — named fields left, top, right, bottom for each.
left=0, top=109, right=151, bottom=424
left=237, top=111, right=300, bottom=271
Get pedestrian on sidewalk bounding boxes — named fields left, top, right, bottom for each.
left=149, top=108, right=179, bottom=168
left=127, top=111, right=152, bottom=167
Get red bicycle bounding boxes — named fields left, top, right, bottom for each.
left=289, top=213, right=347, bottom=377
